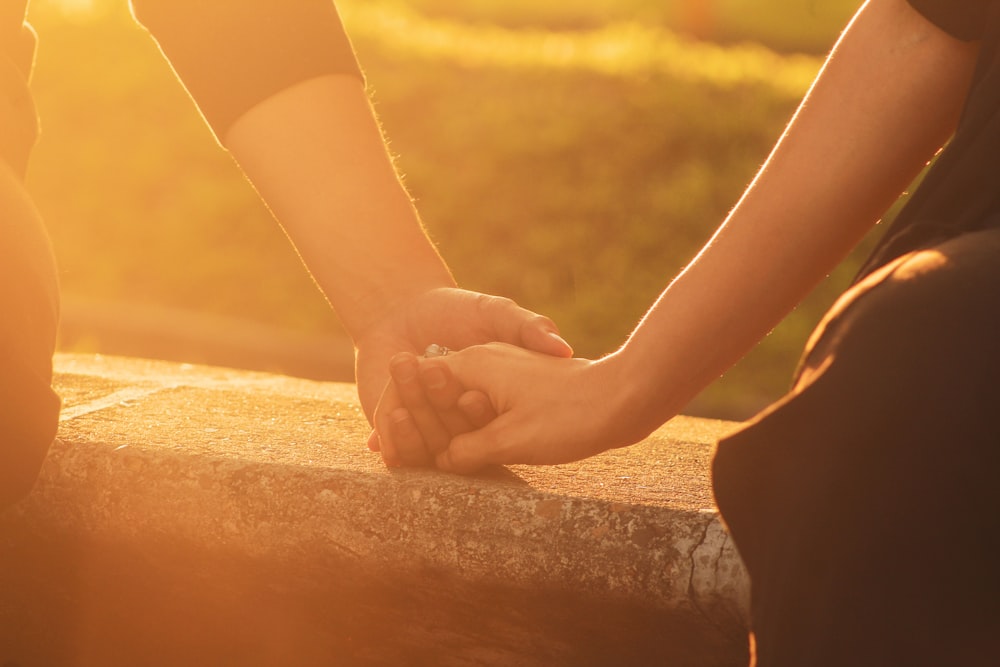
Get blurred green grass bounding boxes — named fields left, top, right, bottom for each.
left=361, top=0, right=860, bottom=53
left=26, top=0, right=892, bottom=419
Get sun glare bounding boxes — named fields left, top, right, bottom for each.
left=50, top=0, right=95, bottom=15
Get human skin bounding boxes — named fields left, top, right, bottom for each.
left=222, top=74, right=573, bottom=437
left=377, top=0, right=981, bottom=473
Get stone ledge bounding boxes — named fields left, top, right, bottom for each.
left=0, top=354, right=749, bottom=666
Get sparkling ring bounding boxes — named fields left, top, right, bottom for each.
left=424, top=343, right=450, bottom=358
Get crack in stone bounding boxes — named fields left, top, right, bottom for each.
left=686, top=513, right=713, bottom=613
left=686, top=514, right=745, bottom=646
left=712, top=532, right=727, bottom=597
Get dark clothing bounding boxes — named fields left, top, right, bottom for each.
left=0, top=0, right=363, bottom=508
left=714, top=1, right=1000, bottom=664
left=0, top=7, right=36, bottom=178
left=0, top=0, right=364, bottom=159
left=909, top=0, right=995, bottom=41
left=0, top=0, right=363, bottom=167
left=0, top=163, right=59, bottom=510
left=129, top=0, right=362, bottom=140
left=0, top=8, right=59, bottom=509
left=714, top=231, right=1000, bottom=665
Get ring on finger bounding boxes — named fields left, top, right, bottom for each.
left=424, top=343, right=450, bottom=358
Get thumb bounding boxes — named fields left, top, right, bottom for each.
left=436, top=422, right=507, bottom=474
left=520, top=315, right=573, bottom=358
left=474, top=294, right=572, bottom=358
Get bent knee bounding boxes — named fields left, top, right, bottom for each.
left=805, top=230, right=1000, bottom=372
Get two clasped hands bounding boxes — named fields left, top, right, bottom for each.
left=359, top=283, right=679, bottom=475
left=347, top=0, right=957, bottom=478
left=364, top=292, right=637, bottom=474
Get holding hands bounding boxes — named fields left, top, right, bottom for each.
left=372, top=342, right=658, bottom=473
left=354, top=287, right=572, bottom=420
left=355, top=288, right=577, bottom=466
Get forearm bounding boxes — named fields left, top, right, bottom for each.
left=132, top=0, right=455, bottom=340
left=223, top=75, right=456, bottom=340
left=610, top=0, right=979, bottom=433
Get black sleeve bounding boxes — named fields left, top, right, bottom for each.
left=130, top=0, right=364, bottom=142
left=906, top=0, right=994, bottom=41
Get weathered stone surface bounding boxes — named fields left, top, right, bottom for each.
left=0, top=354, right=750, bottom=666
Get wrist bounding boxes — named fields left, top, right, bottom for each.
left=583, top=355, right=649, bottom=450
left=346, top=272, right=456, bottom=347
left=591, top=345, right=682, bottom=447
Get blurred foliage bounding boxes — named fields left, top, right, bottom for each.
left=23, top=0, right=905, bottom=420
left=358, top=0, right=861, bottom=53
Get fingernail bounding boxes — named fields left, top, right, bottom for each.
left=548, top=331, right=573, bottom=353
left=420, top=366, right=447, bottom=390
left=367, top=430, right=381, bottom=451
left=391, top=357, right=418, bottom=383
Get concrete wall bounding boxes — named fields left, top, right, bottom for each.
left=0, top=354, right=750, bottom=666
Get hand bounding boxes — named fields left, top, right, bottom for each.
left=355, top=288, right=572, bottom=461
left=373, top=351, right=498, bottom=467
left=398, top=343, right=653, bottom=474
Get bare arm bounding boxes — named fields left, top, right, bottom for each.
left=420, top=0, right=981, bottom=471
left=224, top=75, right=454, bottom=339
left=224, top=76, right=572, bottom=422
left=131, top=0, right=573, bottom=425
left=612, top=0, right=978, bottom=428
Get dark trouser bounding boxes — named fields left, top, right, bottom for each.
left=713, top=228, right=1000, bottom=666
left=0, top=21, right=60, bottom=509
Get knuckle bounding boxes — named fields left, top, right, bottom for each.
left=476, top=293, right=517, bottom=316
left=530, top=313, right=557, bottom=330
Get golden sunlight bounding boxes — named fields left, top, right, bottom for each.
left=41, top=0, right=95, bottom=16
left=24, top=0, right=862, bottom=419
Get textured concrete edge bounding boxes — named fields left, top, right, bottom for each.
left=14, top=440, right=749, bottom=621
left=19, top=354, right=751, bottom=630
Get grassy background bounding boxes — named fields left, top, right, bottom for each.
left=25, top=0, right=891, bottom=419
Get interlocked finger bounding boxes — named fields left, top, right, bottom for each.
left=389, top=353, right=452, bottom=456
left=387, top=408, right=432, bottom=467
left=417, top=360, right=476, bottom=436
left=457, top=390, right=498, bottom=429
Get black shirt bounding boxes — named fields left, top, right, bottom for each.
left=1, top=0, right=362, bottom=142
left=909, top=0, right=994, bottom=40
left=858, top=0, right=1000, bottom=278
left=130, top=0, right=362, bottom=140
